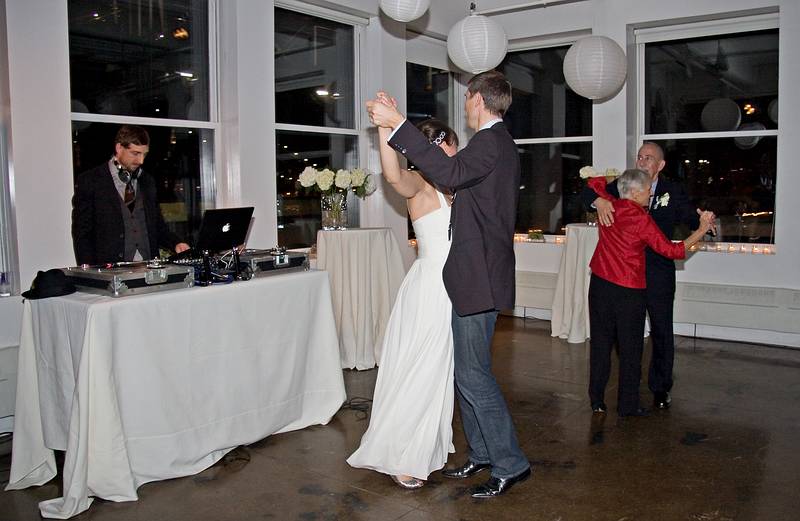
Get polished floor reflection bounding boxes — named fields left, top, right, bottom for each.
left=2, top=316, right=799, bottom=520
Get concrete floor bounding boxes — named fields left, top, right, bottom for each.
left=2, top=316, right=799, bottom=520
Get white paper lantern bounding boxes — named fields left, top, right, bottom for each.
left=734, top=122, right=766, bottom=150
left=447, top=14, right=508, bottom=74
left=700, top=98, right=741, bottom=132
left=563, top=36, right=627, bottom=100
left=379, top=0, right=430, bottom=23
left=768, top=98, right=778, bottom=124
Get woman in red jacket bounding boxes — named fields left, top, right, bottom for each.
left=587, top=169, right=715, bottom=417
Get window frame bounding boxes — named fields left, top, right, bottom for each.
left=634, top=13, right=780, bottom=246
left=504, top=38, right=594, bottom=236
left=273, top=1, right=367, bottom=245
left=68, top=0, right=219, bottom=214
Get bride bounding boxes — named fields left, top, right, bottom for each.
left=347, top=96, right=458, bottom=489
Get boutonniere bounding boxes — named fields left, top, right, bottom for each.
left=654, top=192, right=670, bottom=209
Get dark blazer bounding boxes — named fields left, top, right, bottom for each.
left=72, top=163, right=180, bottom=265
left=389, top=120, right=520, bottom=316
left=581, top=176, right=699, bottom=289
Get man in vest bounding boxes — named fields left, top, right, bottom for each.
left=72, top=125, right=190, bottom=265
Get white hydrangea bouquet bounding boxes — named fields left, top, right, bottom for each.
left=298, top=166, right=377, bottom=198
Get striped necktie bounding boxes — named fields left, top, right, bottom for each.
left=124, top=181, right=135, bottom=212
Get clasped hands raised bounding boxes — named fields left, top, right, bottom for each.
left=366, top=91, right=405, bottom=130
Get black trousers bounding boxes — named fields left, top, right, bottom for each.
left=588, top=275, right=647, bottom=414
left=646, top=279, right=676, bottom=395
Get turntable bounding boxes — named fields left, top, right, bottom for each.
left=239, top=247, right=308, bottom=277
left=63, top=262, right=194, bottom=297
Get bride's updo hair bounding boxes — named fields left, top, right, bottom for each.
left=416, top=119, right=459, bottom=148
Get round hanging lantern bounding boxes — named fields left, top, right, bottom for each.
left=379, top=0, right=430, bottom=23
left=563, top=36, right=627, bottom=100
left=768, top=98, right=778, bottom=124
left=447, top=14, right=508, bottom=74
left=700, top=98, right=741, bottom=132
left=734, top=122, right=766, bottom=150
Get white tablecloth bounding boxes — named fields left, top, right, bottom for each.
left=551, top=224, right=599, bottom=343
left=316, top=228, right=405, bottom=369
left=6, top=270, right=346, bottom=519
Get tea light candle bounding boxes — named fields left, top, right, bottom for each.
left=752, top=245, right=761, bottom=254
left=727, top=244, right=737, bottom=253
left=763, top=246, right=772, bottom=255
left=555, top=236, right=565, bottom=245
left=740, top=245, right=748, bottom=254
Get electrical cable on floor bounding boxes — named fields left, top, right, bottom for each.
left=340, top=397, right=372, bottom=421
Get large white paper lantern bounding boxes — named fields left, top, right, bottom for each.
left=447, top=14, right=508, bottom=74
left=700, top=98, right=741, bottom=132
left=379, top=0, right=430, bottom=23
left=734, top=122, right=766, bottom=150
left=563, top=36, right=627, bottom=100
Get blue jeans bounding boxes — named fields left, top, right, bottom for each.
left=452, top=310, right=529, bottom=478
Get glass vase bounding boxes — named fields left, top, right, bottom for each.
left=321, top=192, right=347, bottom=230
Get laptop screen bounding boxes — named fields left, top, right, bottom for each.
left=194, top=207, right=254, bottom=253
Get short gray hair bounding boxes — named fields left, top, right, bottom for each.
left=617, top=169, right=650, bottom=200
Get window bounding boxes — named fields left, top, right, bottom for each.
left=68, top=0, right=214, bottom=249
left=405, top=63, right=453, bottom=239
left=406, top=63, right=452, bottom=126
left=637, top=18, right=778, bottom=243
left=274, top=6, right=360, bottom=248
left=497, top=46, right=593, bottom=234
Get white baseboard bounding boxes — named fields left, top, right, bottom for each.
left=514, top=270, right=800, bottom=348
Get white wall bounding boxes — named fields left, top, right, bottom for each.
left=5, top=1, right=73, bottom=290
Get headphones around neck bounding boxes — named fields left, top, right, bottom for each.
left=113, top=158, right=141, bottom=184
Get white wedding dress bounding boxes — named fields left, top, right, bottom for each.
left=347, top=190, right=454, bottom=480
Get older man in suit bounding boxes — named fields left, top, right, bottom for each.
left=72, top=125, right=189, bottom=265
left=366, top=70, right=530, bottom=498
left=582, top=142, right=711, bottom=410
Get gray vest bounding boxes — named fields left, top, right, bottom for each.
left=120, top=193, right=151, bottom=261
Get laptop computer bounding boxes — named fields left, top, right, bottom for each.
left=194, top=206, right=254, bottom=253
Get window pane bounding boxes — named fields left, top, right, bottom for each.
left=498, top=47, right=592, bottom=139
left=645, top=30, right=778, bottom=134
left=276, top=131, right=359, bottom=248
left=71, top=122, right=212, bottom=246
left=406, top=63, right=451, bottom=126
left=651, top=137, right=776, bottom=244
left=275, top=8, right=355, bottom=129
left=516, top=142, right=592, bottom=234
left=68, top=0, right=210, bottom=121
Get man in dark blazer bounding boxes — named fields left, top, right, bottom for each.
left=366, top=70, right=530, bottom=498
left=582, top=142, right=710, bottom=410
left=72, top=125, right=189, bottom=265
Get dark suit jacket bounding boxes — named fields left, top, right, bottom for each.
left=72, top=163, right=180, bottom=265
left=581, top=176, right=699, bottom=292
left=389, top=120, right=520, bottom=316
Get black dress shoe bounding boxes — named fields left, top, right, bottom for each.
left=653, top=391, right=672, bottom=410
left=441, top=460, right=490, bottom=479
left=618, top=407, right=650, bottom=417
left=591, top=401, right=607, bottom=413
left=470, top=467, right=531, bottom=498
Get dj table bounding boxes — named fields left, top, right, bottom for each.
left=5, top=270, right=346, bottom=518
